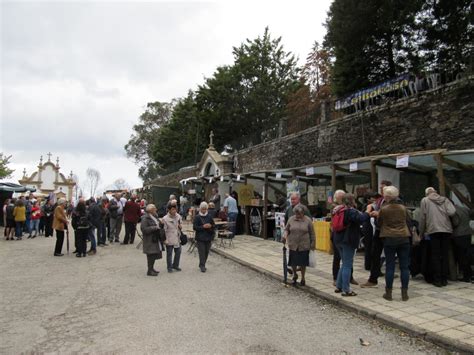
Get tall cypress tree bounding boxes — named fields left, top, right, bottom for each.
left=324, top=0, right=423, bottom=96
left=420, top=0, right=473, bottom=73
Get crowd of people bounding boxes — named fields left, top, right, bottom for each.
left=282, top=181, right=473, bottom=302
left=3, top=183, right=472, bottom=295
left=1, top=190, right=240, bottom=277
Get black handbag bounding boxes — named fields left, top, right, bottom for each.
left=180, top=232, right=188, bottom=246
left=159, top=228, right=166, bottom=242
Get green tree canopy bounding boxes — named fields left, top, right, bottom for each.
left=324, top=0, right=423, bottom=96
left=420, top=0, right=473, bottom=73
left=0, top=153, right=14, bottom=180
left=124, top=101, right=174, bottom=181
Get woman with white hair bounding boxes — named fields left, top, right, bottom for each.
left=193, top=201, right=216, bottom=272
left=140, top=204, right=163, bottom=276
left=52, top=198, right=68, bottom=256
left=377, top=186, right=411, bottom=301
left=282, top=205, right=315, bottom=286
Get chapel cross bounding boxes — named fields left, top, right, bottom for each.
left=209, top=130, right=214, bottom=148
left=47, top=152, right=52, bottom=161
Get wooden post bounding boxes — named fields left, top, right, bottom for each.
left=331, top=165, right=336, bottom=192
left=263, top=172, right=269, bottom=239
left=371, top=160, right=377, bottom=192
left=435, top=154, right=446, bottom=196
left=244, top=175, right=249, bottom=235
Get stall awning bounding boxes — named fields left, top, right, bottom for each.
left=0, top=182, right=36, bottom=193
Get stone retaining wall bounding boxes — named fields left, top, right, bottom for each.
left=235, top=77, right=474, bottom=173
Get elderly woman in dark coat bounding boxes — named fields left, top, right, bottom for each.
left=141, top=204, right=163, bottom=276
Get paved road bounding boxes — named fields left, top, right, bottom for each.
left=0, top=230, right=443, bottom=354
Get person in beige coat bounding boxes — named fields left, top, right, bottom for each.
left=52, top=198, right=68, bottom=256
left=419, top=187, right=456, bottom=287
left=162, top=204, right=183, bottom=273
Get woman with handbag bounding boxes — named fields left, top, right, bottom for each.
left=141, top=204, right=163, bottom=276
left=162, top=204, right=183, bottom=273
left=193, top=202, right=216, bottom=273
left=282, top=205, right=315, bottom=286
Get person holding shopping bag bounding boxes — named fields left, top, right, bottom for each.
left=162, top=204, right=183, bottom=273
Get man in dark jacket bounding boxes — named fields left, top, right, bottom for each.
left=87, top=198, right=101, bottom=254
left=193, top=202, right=216, bottom=273
left=122, top=194, right=141, bottom=245
left=451, top=203, right=473, bottom=282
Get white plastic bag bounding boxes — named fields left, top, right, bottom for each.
left=308, top=250, right=316, bottom=268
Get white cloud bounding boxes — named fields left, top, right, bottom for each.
left=1, top=0, right=331, bottom=190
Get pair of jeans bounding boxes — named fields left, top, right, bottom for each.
left=331, top=237, right=354, bottom=281
left=166, top=245, right=181, bottom=270
left=55, top=230, right=64, bottom=254
left=368, top=230, right=384, bottom=283
left=97, top=221, right=107, bottom=245
left=430, top=233, right=450, bottom=283
left=110, top=216, right=123, bottom=241
left=24, top=216, right=31, bottom=234
left=30, top=219, right=40, bottom=236
left=227, top=212, right=238, bottom=236
left=15, top=221, right=24, bottom=237
left=197, top=240, right=212, bottom=268
left=335, top=241, right=356, bottom=293
left=123, top=221, right=137, bottom=244
left=87, top=227, right=97, bottom=251
left=451, top=235, right=472, bottom=280
left=384, top=242, right=410, bottom=289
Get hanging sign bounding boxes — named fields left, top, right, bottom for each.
left=220, top=176, right=224, bottom=182
left=306, top=167, right=315, bottom=176
left=396, top=155, right=409, bottom=168
left=349, top=162, right=358, bottom=172
left=236, top=174, right=241, bottom=181
left=238, top=184, right=254, bottom=206
left=276, top=172, right=282, bottom=179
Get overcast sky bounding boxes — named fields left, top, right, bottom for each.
left=1, top=0, right=331, bottom=195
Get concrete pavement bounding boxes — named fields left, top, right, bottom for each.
left=211, top=234, right=474, bottom=353
left=0, top=226, right=444, bottom=354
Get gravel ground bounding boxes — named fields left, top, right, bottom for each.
left=0, top=230, right=447, bottom=354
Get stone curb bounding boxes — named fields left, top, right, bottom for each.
left=212, top=248, right=474, bottom=354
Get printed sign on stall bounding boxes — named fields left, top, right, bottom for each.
left=396, top=155, right=409, bottom=168
left=238, top=184, right=254, bottom=206
left=306, top=167, right=315, bottom=176
left=349, top=162, right=358, bottom=172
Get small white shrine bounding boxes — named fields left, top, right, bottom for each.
left=19, top=153, right=76, bottom=200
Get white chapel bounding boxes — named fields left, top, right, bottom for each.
left=19, top=153, right=76, bottom=201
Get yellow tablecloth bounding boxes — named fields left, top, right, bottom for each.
left=313, top=221, right=333, bottom=254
